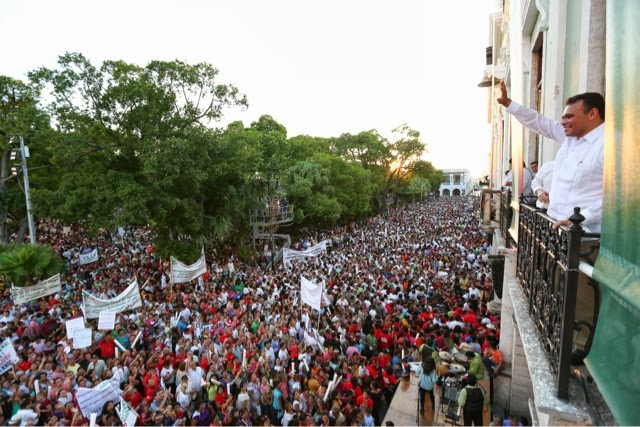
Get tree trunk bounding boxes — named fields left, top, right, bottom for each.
left=0, top=150, right=9, bottom=243
left=14, top=216, right=28, bottom=243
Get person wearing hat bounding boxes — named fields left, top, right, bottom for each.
left=457, top=373, right=488, bottom=426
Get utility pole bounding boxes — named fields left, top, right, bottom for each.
left=16, top=136, right=36, bottom=244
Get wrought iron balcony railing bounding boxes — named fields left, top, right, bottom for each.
left=500, top=189, right=513, bottom=247
left=516, top=203, right=600, bottom=399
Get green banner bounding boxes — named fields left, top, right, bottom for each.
left=589, top=1, right=640, bottom=425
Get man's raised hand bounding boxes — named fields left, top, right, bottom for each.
left=497, top=81, right=512, bottom=107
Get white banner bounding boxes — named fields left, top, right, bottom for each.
left=77, top=380, right=123, bottom=417
left=283, top=241, right=328, bottom=265
left=301, top=276, right=322, bottom=311
left=65, top=317, right=86, bottom=340
left=117, top=397, right=138, bottom=427
left=73, top=328, right=92, bottom=349
left=11, top=274, right=61, bottom=305
left=98, top=312, right=116, bottom=330
left=79, top=249, right=99, bottom=265
left=82, top=280, right=142, bottom=319
left=170, top=255, right=207, bottom=284
left=0, top=340, right=19, bottom=375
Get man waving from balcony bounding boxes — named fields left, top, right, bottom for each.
left=497, top=81, right=605, bottom=233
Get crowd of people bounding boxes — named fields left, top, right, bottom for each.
left=0, top=196, right=505, bottom=426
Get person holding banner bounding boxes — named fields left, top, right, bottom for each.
left=0, top=196, right=500, bottom=427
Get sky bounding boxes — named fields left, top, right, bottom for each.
left=0, top=0, right=492, bottom=178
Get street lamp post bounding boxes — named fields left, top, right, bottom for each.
left=11, top=136, right=36, bottom=244
left=266, top=171, right=280, bottom=271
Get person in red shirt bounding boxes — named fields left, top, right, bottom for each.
left=365, top=359, right=378, bottom=379
left=288, top=338, right=299, bottom=361
left=143, top=370, right=160, bottom=398
left=122, top=384, right=142, bottom=408
left=381, top=366, right=398, bottom=390
left=17, top=355, right=31, bottom=372
left=99, top=335, right=115, bottom=359
left=463, top=310, right=478, bottom=326
left=377, top=329, right=392, bottom=351
left=378, top=351, right=391, bottom=370
left=356, top=390, right=374, bottom=409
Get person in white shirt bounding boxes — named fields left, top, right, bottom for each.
left=186, top=361, right=204, bottom=394
left=531, top=160, right=555, bottom=209
left=498, top=81, right=604, bottom=232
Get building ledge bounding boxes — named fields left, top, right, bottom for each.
left=508, top=278, right=592, bottom=424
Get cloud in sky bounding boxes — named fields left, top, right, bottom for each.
left=0, top=0, right=492, bottom=177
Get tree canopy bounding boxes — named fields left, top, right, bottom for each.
left=0, top=53, right=444, bottom=258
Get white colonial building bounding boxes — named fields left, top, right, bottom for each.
left=439, top=168, right=472, bottom=196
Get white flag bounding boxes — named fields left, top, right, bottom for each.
left=79, top=249, right=99, bottom=265
left=300, top=276, right=322, bottom=311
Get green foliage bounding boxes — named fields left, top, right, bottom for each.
left=0, top=76, right=53, bottom=242
left=153, top=237, right=203, bottom=264
left=404, top=177, right=432, bottom=200
left=412, top=160, right=444, bottom=190
left=0, top=243, right=64, bottom=287
left=26, top=53, right=249, bottom=259
left=2, top=53, right=443, bottom=256
left=282, top=153, right=373, bottom=224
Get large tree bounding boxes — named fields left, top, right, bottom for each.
left=0, top=76, right=53, bottom=243
left=27, top=53, right=248, bottom=259
left=332, top=125, right=428, bottom=214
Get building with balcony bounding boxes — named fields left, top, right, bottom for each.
left=439, top=168, right=472, bottom=196
left=479, top=0, right=639, bottom=425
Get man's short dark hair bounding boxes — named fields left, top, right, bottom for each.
left=566, top=92, right=605, bottom=120
left=467, top=373, right=477, bottom=386
left=530, top=161, right=538, bottom=166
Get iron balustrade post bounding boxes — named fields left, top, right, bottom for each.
left=501, top=189, right=513, bottom=247
left=489, top=254, right=505, bottom=299
left=557, top=207, right=585, bottom=399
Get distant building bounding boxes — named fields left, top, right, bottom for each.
left=439, top=169, right=472, bottom=196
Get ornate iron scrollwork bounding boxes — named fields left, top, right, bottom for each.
left=515, top=204, right=600, bottom=399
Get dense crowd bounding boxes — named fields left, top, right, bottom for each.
left=0, top=196, right=501, bottom=426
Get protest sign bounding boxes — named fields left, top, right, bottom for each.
left=79, top=249, right=99, bottom=265
left=10, top=274, right=61, bottom=305
left=73, top=328, right=92, bottom=349
left=283, top=241, right=328, bottom=265
left=76, top=380, right=123, bottom=417
left=98, top=312, right=116, bottom=330
left=0, top=340, right=18, bottom=375
left=65, top=317, right=85, bottom=340
left=170, top=255, right=207, bottom=283
left=82, top=280, right=142, bottom=319
left=117, top=397, right=138, bottom=426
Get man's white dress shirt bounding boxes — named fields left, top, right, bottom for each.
left=530, top=160, right=555, bottom=209
left=506, top=102, right=604, bottom=232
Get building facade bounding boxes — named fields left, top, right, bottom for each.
left=438, top=168, right=472, bottom=196
left=479, top=0, right=639, bottom=425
